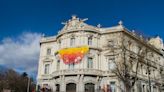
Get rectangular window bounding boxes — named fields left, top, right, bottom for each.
left=58, top=40, right=61, bottom=48
left=141, top=65, right=143, bottom=75
left=110, top=81, right=116, bottom=92
left=56, top=60, right=60, bottom=70
left=44, top=64, right=50, bottom=74
left=69, top=63, right=75, bottom=69
left=108, top=58, right=115, bottom=70
left=108, top=40, right=114, bottom=47
left=88, top=37, right=92, bottom=45
left=47, top=48, right=51, bottom=55
left=70, top=37, right=75, bottom=46
left=87, top=57, right=93, bottom=68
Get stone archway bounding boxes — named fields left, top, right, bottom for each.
left=85, top=83, right=95, bottom=92
left=66, top=83, right=76, bottom=92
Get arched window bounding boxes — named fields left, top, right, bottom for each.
left=88, top=37, right=92, bottom=45
left=85, top=83, right=95, bottom=92
left=70, top=37, right=75, bottom=46
left=44, top=64, right=50, bottom=74
left=87, top=57, right=93, bottom=68
left=66, top=83, right=76, bottom=92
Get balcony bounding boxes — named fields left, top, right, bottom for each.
left=40, top=69, right=115, bottom=79
left=41, top=74, right=52, bottom=79
left=51, top=69, right=103, bottom=77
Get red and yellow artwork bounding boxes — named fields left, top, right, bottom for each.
left=58, top=46, right=89, bottom=64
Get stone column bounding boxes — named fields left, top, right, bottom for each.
left=96, top=76, right=101, bottom=92
left=60, top=76, right=66, bottom=92
left=151, top=85, right=154, bottom=92
left=50, top=81, right=56, bottom=92
left=60, top=83, right=66, bottom=92
left=157, top=86, right=160, bottom=92
left=95, top=83, right=99, bottom=92
left=78, top=75, right=84, bottom=92
left=134, top=83, right=138, bottom=92
left=136, top=81, right=142, bottom=92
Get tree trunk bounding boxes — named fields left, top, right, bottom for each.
left=125, top=84, right=132, bottom=92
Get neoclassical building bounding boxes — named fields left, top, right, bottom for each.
left=37, top=16, right=164, bottom=92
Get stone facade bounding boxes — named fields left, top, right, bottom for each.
left=37, top=16, right=164, bottom=92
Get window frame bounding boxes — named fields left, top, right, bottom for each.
left=68, top=63, right=75, bottom=69
left=70, top=37, right=75, bottom=46
left=110, top=81, right=116, bottom=92
left=47, top=48, right=51, bottom=55
left=88, top=37, right=93, bottom=45
left=44, top=64, right=50, bottom=74
left=87, top=57, right=93, bottom=68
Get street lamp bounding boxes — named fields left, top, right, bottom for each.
left=27, top=76, right=30, bottom=92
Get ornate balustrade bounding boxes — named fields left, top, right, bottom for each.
left=41, top=74, right=52, bottom=79
left=51, top=69, right=103, bottom=77
left=41, top=69, right=116, bottom=79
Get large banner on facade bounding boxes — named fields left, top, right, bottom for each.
left=57, top=46, right=89, bottom=64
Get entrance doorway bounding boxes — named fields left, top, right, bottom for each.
left=85, top=83, right=95, bottom=92
left=66, top=83, right=76, bottom=92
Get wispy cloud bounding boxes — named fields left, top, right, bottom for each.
left=0, top=32, right=42, bottom=77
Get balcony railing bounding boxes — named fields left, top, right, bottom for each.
left=41, top=69, right=115, bottom=79
left=41, top=74, right=51, bottom=79
left=51, top=69, right=103, bottom=77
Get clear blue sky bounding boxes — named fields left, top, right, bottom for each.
left=0, top=0, right=164, bottom=39
left=0, top=0, right=164, bottom=78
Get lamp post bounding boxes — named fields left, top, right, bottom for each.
left=27, top=76, right=30, bottom=92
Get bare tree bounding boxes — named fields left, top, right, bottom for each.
left=107, top=34, right=146, bottom=92
left=0, top=69, right=36, bottom=92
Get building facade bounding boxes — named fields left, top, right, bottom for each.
left=37, top=16, right=164, bottom=92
